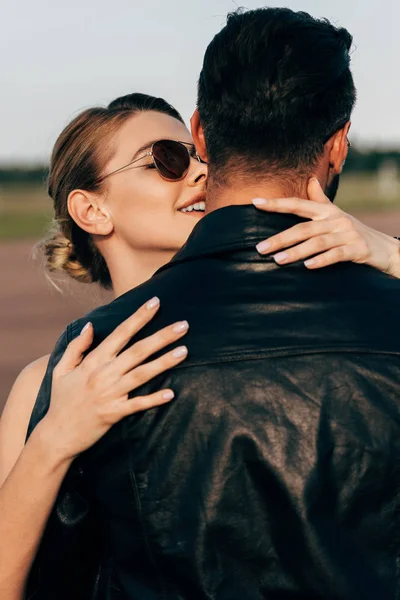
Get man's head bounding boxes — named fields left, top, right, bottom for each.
left=192, top=7, right=356, bottom=203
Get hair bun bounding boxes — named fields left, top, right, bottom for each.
left=39, top=226, right=93, bottom=284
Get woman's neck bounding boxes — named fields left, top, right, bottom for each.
left=102, top=241, right=176, bottom=298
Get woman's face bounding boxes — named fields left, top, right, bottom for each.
left=101, top=111, right=207, bottom=257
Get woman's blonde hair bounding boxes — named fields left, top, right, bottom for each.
left=39, top=93, right=184, bottom=288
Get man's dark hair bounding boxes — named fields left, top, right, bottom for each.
left=197, top=7, right=356, bottom=180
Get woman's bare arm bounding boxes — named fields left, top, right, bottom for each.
left=0, top=355, right=49, bottom=487
left=0, top=297, right=189, bottom=600
left=0, top=359, right=73, bottom=600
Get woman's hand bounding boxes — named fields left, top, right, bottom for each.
left=38, top=297, right=189, bottom=462
left=252, top=178, right=400, bottom=278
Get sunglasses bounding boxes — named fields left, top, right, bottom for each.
left=96, top=139, right=203, bottom=184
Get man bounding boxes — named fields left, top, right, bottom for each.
left=27, top=7, right=400, bottom=599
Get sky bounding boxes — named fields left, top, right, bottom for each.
left=1, top=0, right=399, bottom=163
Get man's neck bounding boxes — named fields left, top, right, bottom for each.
left=204, top=176, right=309, bottom=215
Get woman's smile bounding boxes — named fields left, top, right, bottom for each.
left=177, top=191, right=207, bottom=216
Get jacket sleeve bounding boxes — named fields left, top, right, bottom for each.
left=25, top=327, right=103, bottom=600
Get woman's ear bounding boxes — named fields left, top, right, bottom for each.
left=190, top=109, right=208, bottom=163
left=67, top=190, right=114, bottom=236
left=329, top=121, right=351, bottom=175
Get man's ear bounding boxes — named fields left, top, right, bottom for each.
left=67, top=190, right=114, bottom=236
left=190, top=109, right=208, bottom=162
left=329, top=121, right=351, bottom=175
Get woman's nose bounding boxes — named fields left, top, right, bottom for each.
left=187, top=156, right=208, bottom=186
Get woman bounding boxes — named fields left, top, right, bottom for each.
left=0, top=93, right=399, bottom=599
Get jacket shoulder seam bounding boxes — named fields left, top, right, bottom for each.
left=172, top=345, right=400, bottom=370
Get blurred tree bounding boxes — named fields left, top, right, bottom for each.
left=345, top=147, right=400, bottom=172
left=1, top=148, right=400, bottom=181
left=0, top=167, right=48, bottom=185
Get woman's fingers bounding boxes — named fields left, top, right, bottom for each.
left=256, top=215, right=355, bottom=255
left=256, top=220, right=335, bottom=255
left=304, top=245, right=361, bottom=269
left=253, top=177, right=361, bottom=263
left=85, top=296, right=161, bottom=365
left=252, top=178, right=333, bottom=222
left=307, top=178, right=331, bottom=204
left=118, top=345, right=188, bottom=396
left=54, top=322, right=94, bottom=376
left=252, top=196, right=331, bottom=220
left=118, top=389, right=175, bottom=417
left=44, top=300, right=190, bottom=459
left=116, top=320, right=189, bottom=374
left=272, top=232, right=359, bottom=265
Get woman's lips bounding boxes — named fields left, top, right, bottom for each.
left=177, top=193, right=207, bottom=212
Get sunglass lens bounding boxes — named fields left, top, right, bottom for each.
left=152, top=140, right=190, bottom=180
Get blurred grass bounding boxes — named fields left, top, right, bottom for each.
left=0, top=175, right=399, bottom=241
left=0, top=211, right=52, bottom=240
left=0, top=184, right=52, bottom=241
left=335, top=173, right=400, bottom=213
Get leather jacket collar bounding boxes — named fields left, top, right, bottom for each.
left=156, top=204, right=305, bottom=274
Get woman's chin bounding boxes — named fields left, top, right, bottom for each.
left=171, top=210, right=206, bottom=246
left=177, top=210, right=205, bottom=220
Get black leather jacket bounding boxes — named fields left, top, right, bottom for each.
left=27, top=205, right=400, bottom=600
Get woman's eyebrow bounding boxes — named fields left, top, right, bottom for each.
left=130, top=138, right=194, bottom=161
left=130, top=140, right=159, bottom=161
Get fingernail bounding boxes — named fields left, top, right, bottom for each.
left=274, top=252, right=289, bottom=263
left=173, top=321, right=189, bottom=334
left=172, top=346, right=188, bottom=359
left=256, top=240, right=271, bottom=254
left=252, top=198, right=267, bottom=206
left=310, top=177, right=320, bottom=186
left=162, top=390, right=175, bottom=401
left=80, top=322, right=92, bottom=335
left=146, top=296, right=160, bottom=310
left=304, top=259, right=315, bottom=267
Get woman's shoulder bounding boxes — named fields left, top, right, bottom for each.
left=3, top=354, right=51, bottom=422
left=3, top=354, right=50, bottom=417
left=18, top=354, right=50, bottom=383
left=0, top=355, right=50, bottom=485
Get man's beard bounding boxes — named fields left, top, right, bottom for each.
left=325, top=174, right=340, bottom=203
